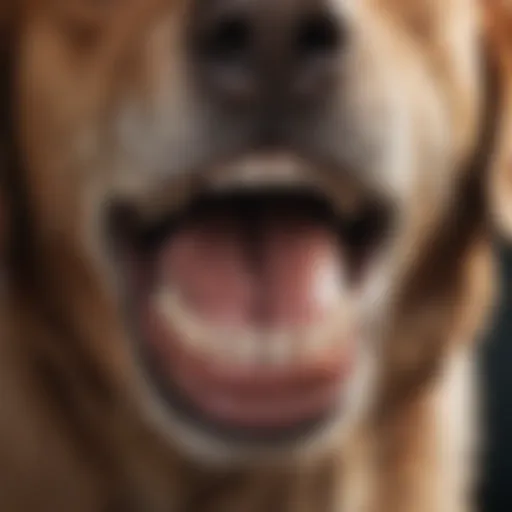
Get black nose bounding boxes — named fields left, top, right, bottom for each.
left=190, top=0, right=346, bottom=106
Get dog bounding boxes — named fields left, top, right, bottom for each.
left=0, top=0, right=511, bottom=510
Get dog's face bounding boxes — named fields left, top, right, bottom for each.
left=4, top=0, right=509, bottom=465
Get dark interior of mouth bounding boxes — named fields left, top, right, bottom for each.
left=110, top=188, right=390, bottom=439
left=119, top=188, right=390, bottom=286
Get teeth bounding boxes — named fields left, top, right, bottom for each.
left=154, top=291, right=207, bottom=351
left=262, top=330, right=292, bottom=367
left=153, top=290, right=352, bottom=367
left=124, top=153, right=367, bottom=230
left=233, top=330, right=259, bottom=367
left=206, top=154, right=366, bottom=217
left=207, top=154, right=320, bottom=192
left=115, top=173, right=197, bottom=224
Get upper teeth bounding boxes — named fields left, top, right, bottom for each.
left=154, top=290, right=354, bottom=369
left=124, top=153, right=366, bottom=225
left=207, top=153, right=364, bottom=217
left=207, top=153, right=320, bottom=191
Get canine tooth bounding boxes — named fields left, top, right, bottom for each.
left=154, top=291, right=206, bottom=351
left=313, top=260, right=349, bottom=314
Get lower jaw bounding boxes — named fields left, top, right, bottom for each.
left=125, top=270, right=354, bottom=443
left=136, top=322, right=349, bottom=444
left=148, top=370, right=337, bottom=445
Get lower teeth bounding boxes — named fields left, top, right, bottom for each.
left=153, top=290, right=354, bottom=367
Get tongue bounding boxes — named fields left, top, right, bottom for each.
left=156, top=212, right=347, bottom=327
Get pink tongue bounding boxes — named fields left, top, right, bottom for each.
left=157, top=214, right=345, bottom=326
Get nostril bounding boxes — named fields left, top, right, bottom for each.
left=194, top=12, right=257, bottom=102
left=191, top=4, right=345, bottom=104
left=202, top=15, right=253, bottom=67
left=296, top=13, right=342, bottom=62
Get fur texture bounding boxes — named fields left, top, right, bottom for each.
left=0, top=1, right=511, bottom=511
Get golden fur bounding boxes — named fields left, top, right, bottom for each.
left=0, top=0, right=512, bottom=511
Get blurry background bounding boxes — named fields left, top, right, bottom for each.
left=480, top=241, right=512, bottom=512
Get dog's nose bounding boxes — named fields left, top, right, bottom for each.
left=191, top=0, right=346, bottom=105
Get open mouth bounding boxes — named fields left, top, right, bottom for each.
left=109, top=155, right=393, bottom=441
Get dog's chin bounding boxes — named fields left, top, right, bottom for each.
left=106, top=153, right=393, bottom=464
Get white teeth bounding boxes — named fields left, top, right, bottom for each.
left=207, top=154, right=320, bottom=192
left=115, top=173, right=196, bottom=223
left=262, top=331, right=292, bottom=367
left=154, top=291, right=206, bottom=351
left=206, top=154, right=366, bottom=219
left=314, top=257, right=350, bottom=312
left=152, top=290, right=352, bottom=367
left=299, top=326, right=322, bottom=358
left=233, top=331, right=259, bottom=367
